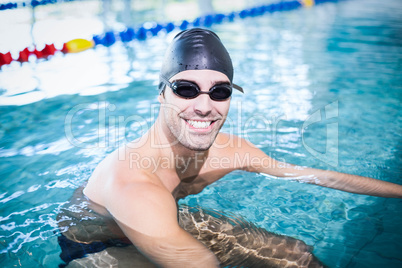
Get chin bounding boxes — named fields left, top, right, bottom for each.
left=179, top=135, right=215, bottom=151
left=189, top=144, right=213, bottom=151
left=180, top=140, right=214, bottom=151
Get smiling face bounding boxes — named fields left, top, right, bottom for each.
left=158, top=70, right=231, bottom=151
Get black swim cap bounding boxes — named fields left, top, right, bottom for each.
left=159, top=28, right=243, bottom=93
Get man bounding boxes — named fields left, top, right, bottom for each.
left=58, top=28, right=402, bottom=267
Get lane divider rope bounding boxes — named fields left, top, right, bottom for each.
left=0, top=0, right=339, bottom=68
left=0, top=0, right=77, bottom=11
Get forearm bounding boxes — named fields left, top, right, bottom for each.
left=309, top=169, right=402, bottom=198
left=107, top=181, right=220, bottom=268
left=240, top=139, right=402, bottom=198
left=133, top=228, right=219, bottom=268
left=273, top=163, right=402, bottom=198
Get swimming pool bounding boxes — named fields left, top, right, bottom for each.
left=1, top=0, right=401, bottom=267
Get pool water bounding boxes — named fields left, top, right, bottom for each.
left=1, top=0, right=402, bottom=267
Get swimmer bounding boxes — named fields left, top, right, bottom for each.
left=57, top=28, right=402, bottom=267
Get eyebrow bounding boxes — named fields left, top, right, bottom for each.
left=211, top=80, right=231, bottom=86
left=172, top=79, right=231, bottom=86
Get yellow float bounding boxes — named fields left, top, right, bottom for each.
left=63, top=38, right=95, bottom=53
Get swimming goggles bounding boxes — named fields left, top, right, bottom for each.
left=159, top=75, right=243, bottom=101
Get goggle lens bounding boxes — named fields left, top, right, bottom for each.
left=171, top=80, right=232, bottom=101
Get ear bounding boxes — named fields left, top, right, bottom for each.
left=157, top=92, right=164, bottom=103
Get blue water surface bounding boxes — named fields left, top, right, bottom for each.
left=1, top=0, right=401, bottom=267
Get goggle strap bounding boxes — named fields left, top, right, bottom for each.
left=233, top=83, right=244, bottom=93
left=159, top=75, right=171, bottom=94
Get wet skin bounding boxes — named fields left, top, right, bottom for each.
left=58, top=70, right=402, bottom=268
left=58, top=187, right=325, bottom=268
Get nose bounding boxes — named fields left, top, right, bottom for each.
left=193, top=93, right=213, bottom=116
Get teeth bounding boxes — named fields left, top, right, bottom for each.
left=186, top=120, right=212, bottom=129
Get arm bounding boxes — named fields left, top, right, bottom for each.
left=104, top=176, right=219, bottom=268
left=267, top=162, right=402, bottom=198
left=238, top=140, right=402, bottom=198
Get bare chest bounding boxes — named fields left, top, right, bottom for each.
left=171, top=167, right=234, bottom=200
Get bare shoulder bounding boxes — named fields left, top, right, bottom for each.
left=213, top=132, right=278, bottom=172
left=84, top=149, right=178, bottom=232
left=83, top=142, right=162, bottom=206
left=108, top=174, right=178, bottom=231
left=214, top=132, right=261, bottom=154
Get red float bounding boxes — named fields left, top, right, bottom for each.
left=42, top=44, right=56, bottom=57
left=17, top=47, right=31, bottom=62
left=0, top=52, right=13, bottom=67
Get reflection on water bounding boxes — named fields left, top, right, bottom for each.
left=57, top=187, right=325, bottom=267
